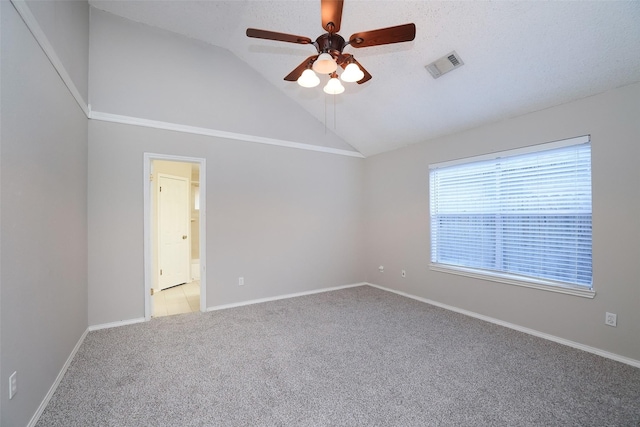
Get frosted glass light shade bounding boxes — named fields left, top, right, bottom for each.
left=340, top=63, right=365, bottom=82
left=312, top=53, right=337, bottom=74
left=323, top=77, right=345, bottom=95
left=297, top=69, right=320, bottom=88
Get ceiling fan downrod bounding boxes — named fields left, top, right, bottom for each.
left=325, top=22, right=336, bottom=34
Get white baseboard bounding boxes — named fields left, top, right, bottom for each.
left=207, top=282, right=367, bottom=312
left=27, top=328, right=89, bottom=427
left=365, top=282, right=640, bottom=369
left=86, top=283, right=367, bottom=329
left=26, top=282, right=638, bottom=427
left=88, top=317, right=146, bottom=331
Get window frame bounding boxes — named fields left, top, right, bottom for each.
left=428, top=135, right=595, bottom=299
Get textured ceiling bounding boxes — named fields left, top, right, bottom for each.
left=89, top=0, right=640, bottom=157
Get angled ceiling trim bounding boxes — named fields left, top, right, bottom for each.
left=11, top=0, right=363, bottom=159
left=11, top=0, right=90, bottom=117
left=90, top=112, right=365, bottom=158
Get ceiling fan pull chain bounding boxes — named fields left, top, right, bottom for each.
left=324, top=94, right=327, bottom=135
left=334, top=93, right=337, bottom=131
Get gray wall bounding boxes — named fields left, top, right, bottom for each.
left=363, top=82, right=640, bottom=361
left=88, top=121, right=365, bottom=325
left=25, top=0, right=90, bottom=104
left=89, top=9, right=354, bottom=152
left=0, top=2, right=89, bottom=425
left=87, top=9, right=365, bottom=326
left=2, top=1, right=638, bottom=424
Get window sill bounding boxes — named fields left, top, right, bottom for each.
left=429, top=264, right=595, bottom=299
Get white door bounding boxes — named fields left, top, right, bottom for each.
left=158, top=174, right=190, bottom=290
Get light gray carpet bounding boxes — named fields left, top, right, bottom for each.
left=37, top=286, right=640, bottom=426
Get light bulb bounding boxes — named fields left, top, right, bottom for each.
left=312, top=52, right=337, bottom=74
left=340, top=63, right=365, bottom=83
left=297, top=69, right=320, bottom=88
left=323, top=76, right=345, bottom=95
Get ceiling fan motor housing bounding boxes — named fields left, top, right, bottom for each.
left=316, top=33, right=346, bottom=60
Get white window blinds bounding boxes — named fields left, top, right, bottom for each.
left=430, top=136, right=592, bottom=289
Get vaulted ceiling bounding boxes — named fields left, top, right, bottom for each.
left=89, top=1, right=640, bottom=157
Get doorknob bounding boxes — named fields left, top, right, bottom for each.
left=182, top=235, right=187, bottom=239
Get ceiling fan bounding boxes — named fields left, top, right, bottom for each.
left=246, top=0, right=416, bottom=94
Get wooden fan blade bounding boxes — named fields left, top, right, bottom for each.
left=284, top=55, right=319, bottom=81
left=349, top=23, right=416, bottom=48
left=246, top=28, right=312, bottom=45
left=321, top=0, right=344, bottom=33
left=339, top=54, right=372, bottom=84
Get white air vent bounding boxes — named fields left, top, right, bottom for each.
left=426, top=51, right=464, bottom=79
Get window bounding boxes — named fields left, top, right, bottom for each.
left=429, top=135, right=593, bottom=296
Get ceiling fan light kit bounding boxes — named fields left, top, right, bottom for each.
left=340, top=62, right=365, bottom=83
left=312, top=52, right=338, bottom=74
left=246, top=0, right=415, bottom=95
left=297, top=69, right=321, bottom=88
left=323, top=74, right=345, bottom=95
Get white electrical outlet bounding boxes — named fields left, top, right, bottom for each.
left=378, top=265, right=384, bottom=273
left=238, top=277, right=244, bottom=286
left=401, top=270, right=406, bottom=278
left=9, top=371, right=17, bottom=399
left=605, top=312, right=617, bottom=327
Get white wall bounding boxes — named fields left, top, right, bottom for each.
left=363, top=82, right=640, bottom=361
left=89, top=9, right=355, bottom=153
left=0, top=2, right=89, bottom=425
left=88, top=121, right=365, bottom=325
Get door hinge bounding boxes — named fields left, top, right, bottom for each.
left=160, top=269, right=163, bottom=275
left=149, top=173, right=153, bottom=182
left=150, top=288, right=155, bottom=296
left=159, top=186, right=162, bottom=192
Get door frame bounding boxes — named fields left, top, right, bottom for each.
left=143, top=153, right=207, bottom=321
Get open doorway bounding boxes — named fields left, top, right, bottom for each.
left=143, top=154, right=206, bottom=320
